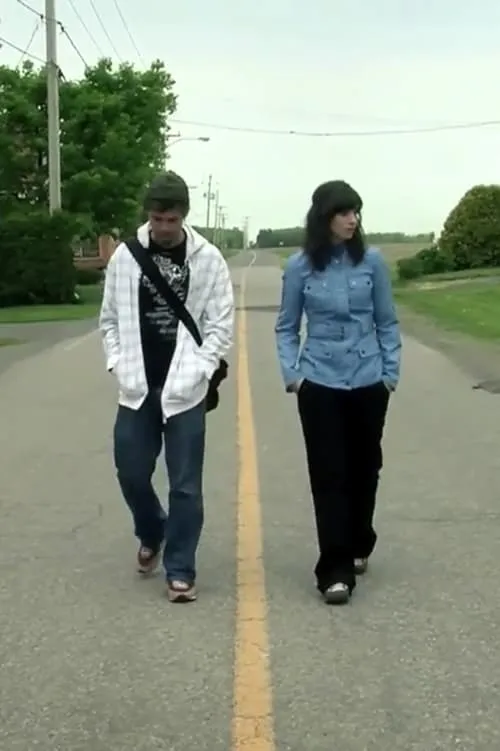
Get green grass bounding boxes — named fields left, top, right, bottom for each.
left=0, top=284, right=103, bottom=324
left=0, top=337, right=23, bottom=347
left=394, top=283, right=500, bottom=340
left=398, top=267, right=500, bottom=286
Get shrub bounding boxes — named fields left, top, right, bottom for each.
left=439, top=184, right=500, bottom=271
left=76, top=267, right=103, bottom=285
left=0, top=209, right=81, bottom=307
left=414, top=246, right=455, bottom=275
left=396, top=256, right=424, bottom=281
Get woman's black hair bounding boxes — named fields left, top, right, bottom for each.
left=303, top=180, right=365, bottom=270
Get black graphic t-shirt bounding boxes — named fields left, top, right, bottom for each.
left=139, top=233, right=190, bottom=390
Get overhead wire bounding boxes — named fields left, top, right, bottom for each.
left=0, top=34, right=45, bottom=64
left=18, top=19, right=41, bottom=66
left=88, top=0, right=123, bottom=62
left=66, top=0, right=104, bottom=57
left=171, top=117, right=500, bottom=138
left=14, top=0, right=89, bottom=68
left=111, top=0, right=144, bottom=65
left=15, top=0, right=39, bottom=18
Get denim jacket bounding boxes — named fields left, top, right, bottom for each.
left=275, top=246, right=402, bottom=391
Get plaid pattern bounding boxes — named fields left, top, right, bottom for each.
left=99, top=222, right=234, bottom=419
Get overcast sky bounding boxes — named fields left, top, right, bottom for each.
left=2, top=0, right=500, bottom=238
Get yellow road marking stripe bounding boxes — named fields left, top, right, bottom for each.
left=232, top=275, right=275, bottom=750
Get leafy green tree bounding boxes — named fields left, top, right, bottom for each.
left=0, top=58, right=176, bottom=235
left=62, top=58, right=176, bottom=235
left=439, top=184, right=500, bottom=270
left=0, top=63, right=47, bottom=214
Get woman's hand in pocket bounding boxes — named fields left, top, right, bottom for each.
left=286, top=378, right=305, bottom=394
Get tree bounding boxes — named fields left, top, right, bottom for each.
left=0, top=58, right=176, bottom=235
left=254, top=227, right=434, bottom=249
left=194, top=226, right=244, bottom=250
left=439, top=184, right=500, bottom=270
left=0, top=63, right=48, bottom=214
left=256, top=227, right=303, bottom=248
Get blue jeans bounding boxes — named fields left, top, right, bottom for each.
left=113, top=391, right=206, bottom=583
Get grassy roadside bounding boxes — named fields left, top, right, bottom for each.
left=0, top=337, right=24, bottom=347
left=0, top=284, right=102, bottom=324
left=394, top=282, right=500, bottom=341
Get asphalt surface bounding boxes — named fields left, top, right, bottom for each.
left=1, top=250, right=500, bottom=750
left=0, top=319, right=96, bottom=377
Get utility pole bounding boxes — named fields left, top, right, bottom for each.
left=45, top=0, right=61, bottom=212
left=212, top=189, right=220, bottom=245
left=242, top=216, right=249, bottom=250
left=204, top=174, right=214, bottom=229
left=220, top=211, right=226, bottom=251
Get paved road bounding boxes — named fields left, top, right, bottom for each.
left=1, top=250, right=500, bottom=750
left=0, top=319, right=96, bottom=377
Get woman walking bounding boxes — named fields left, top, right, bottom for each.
left=275, top=180, right=401, bottom=605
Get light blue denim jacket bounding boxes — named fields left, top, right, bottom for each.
left=275, top=246, right=402, bottom=391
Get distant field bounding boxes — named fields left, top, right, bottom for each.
left=378, top=242, right=426, bottom=263
left=270, top=242, right=426, bottom=267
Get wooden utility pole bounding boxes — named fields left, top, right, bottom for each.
left=45, top=0, right=61, bottom=212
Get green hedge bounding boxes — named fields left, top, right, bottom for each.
left=75, top=267, right=103, bottom=285
left=0, top=210, right=80, bottom=307
left=396, top=245, right=454, bottom=280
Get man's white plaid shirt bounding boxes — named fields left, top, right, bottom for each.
left=98, top=222, right=234, bottom=419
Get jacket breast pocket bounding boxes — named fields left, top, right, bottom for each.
left=303, top=276, right=334, bottom=314
left=348, top=273, right=373, bottom=313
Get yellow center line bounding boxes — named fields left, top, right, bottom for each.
left=232, top=273, right=276, bottom=751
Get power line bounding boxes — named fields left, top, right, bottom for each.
left=66, top=0, right=104, bottom=56
left=18, top=20, right=41, bottom=65
left=0, top=34, right=45, bottom=63
left=171, top=117, right=500, bottom=138
left=15, top=0, right=40, bottom=17
left=88, top=0, right=123, bottom=62
left=59, top=22, right=88, bottom=68
left=111, top=0, right=144, bottom=65
left=15, top=0, right=88, bottom=68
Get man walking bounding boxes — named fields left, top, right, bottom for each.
left=99, top=172, right=234, bottom=602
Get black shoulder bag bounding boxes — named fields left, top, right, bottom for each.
left=125, top=238, right=228, bottom=413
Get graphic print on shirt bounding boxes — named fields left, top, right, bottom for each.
left=140, top=252, right=189, bottom=342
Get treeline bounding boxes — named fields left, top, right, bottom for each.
left=256, top=228, right=435, bottom=249
left=193, top=226, right=244, bottom=250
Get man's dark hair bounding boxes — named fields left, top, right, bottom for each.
left=303, top=180, right=365, bottom=270
left=143, top=171, right=190, bottom=215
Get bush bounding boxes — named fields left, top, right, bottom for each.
left=0, top=209, right=80, bottom=307
left=439, top=184, right=500, bottom=271
left=414, top=246, right=455, bottom=275
left=76, top=267, right=103, bottom=285
left=396, top=256, right=424, bottom=280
